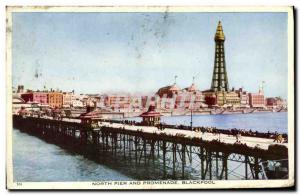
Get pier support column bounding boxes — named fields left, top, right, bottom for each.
left=97, top=131, right=100, bottom=153
left=114, top=134, right=117, bottom=156
left=144, top=138, right=147, bottom=165
left=105, top=133, right=109, bottom=152
left=245, top=155, right=248, bottom=180
left=157, top=140, right=160, bottom=158
left=135, top=136, right=138, bottom=164
left=224, top=153, right=228, bottom=180
left=209, top=151, right=212, bottom=180
left=128, top=135, right=131, bottom=161
left=201, top=147, right=205, bottom=180
left=163, top=141, right=166, bottom=178
left=189, top=146, right=192, bottom=164
left=172, top=143, right=177, bottom=179
left=254, top=157, right=259, bottom=179
left=151, top=140, right=155, bottom=164
left=181, top=144, right=186, bottom=179
left=101, top=131, right=105, bottom=151
left=111, top=133, right=115, bottom=156
left=72, top=128, right=76, bottom=146
left=123, top=134, right=126, bottom=159
left=216, top=152, right=219, bottom=180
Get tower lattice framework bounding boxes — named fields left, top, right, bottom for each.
left=211, top=21, right=229, bottom=92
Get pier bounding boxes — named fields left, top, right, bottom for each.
left=13, top=115, right=288, bottom=180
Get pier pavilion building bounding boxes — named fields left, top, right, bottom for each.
left=140, top=105, right=162, bottom=126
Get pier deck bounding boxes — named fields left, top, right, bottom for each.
left=99, top=122, right=287, bottom=151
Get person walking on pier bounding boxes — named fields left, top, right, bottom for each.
left=235, top=132, right=241, bottom=143
left=273, top=134, right=284, bottom=143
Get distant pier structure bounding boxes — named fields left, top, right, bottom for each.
left=13, top=114, right=288, bottom=180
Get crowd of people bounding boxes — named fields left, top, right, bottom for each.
left=101, top=119, right=287, bottom=143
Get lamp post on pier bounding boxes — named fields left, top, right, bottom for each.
left=190, top=106, right=193, bottom=131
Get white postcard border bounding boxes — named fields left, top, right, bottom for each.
left=6, top=6, right=295, bottom=190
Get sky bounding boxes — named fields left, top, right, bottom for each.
left=12, top=12, right=288, bottom=98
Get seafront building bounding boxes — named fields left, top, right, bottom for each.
left=71, top=98, right=84, bottom=108
left=248, top=88, right=265, bottom=108
left=105, top=95, right=131, bottom=112
left=12, top=95, right=40, bottom=114
left=236, top=88, right=250, bottom=108
left=21, top=92, right=48, bottom=105
left=175, top=83, right=205, bottom=110
left=62, top=92, right=74, bottom=108
left=217, top=91, right=240, bottom=107
left=266, top=97, right=286, bottom=108
left=17, top=85, right=25, bottom=93
left=156, top=84, right=179, bottom=110
left=156, top=81, right=205, bottom=111
left=156, top=83, right=181, bottom=98
left=47, top=91, right=64, bottom=108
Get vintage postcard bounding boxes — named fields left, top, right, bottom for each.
left=6, top=6, right=294, bottom=190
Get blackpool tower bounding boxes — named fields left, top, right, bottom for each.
left=210, top=21, right=229, bottom=92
